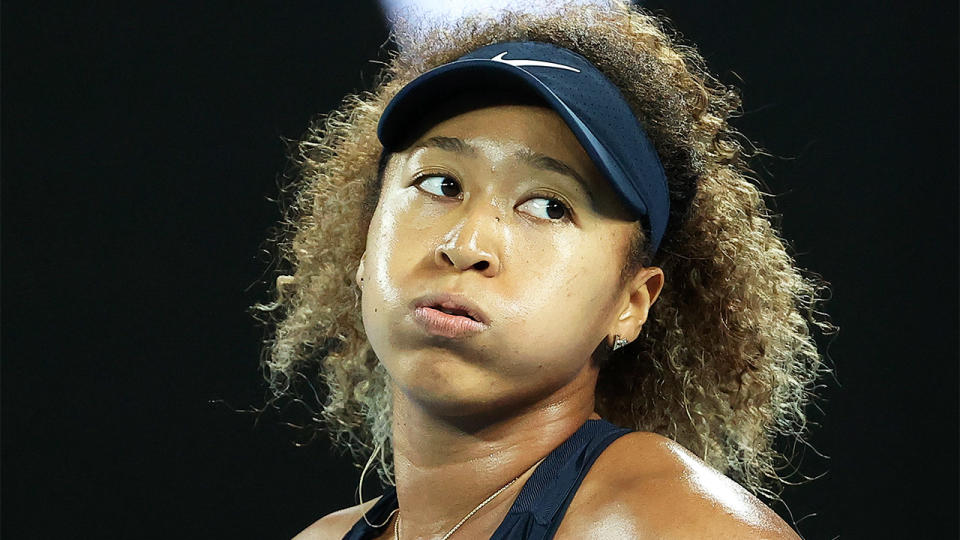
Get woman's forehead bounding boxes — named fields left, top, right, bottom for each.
left=392, top=103, right=634, bottom=220
left=405, top=104, right=591, bottom=173
left=416, top=104, right=580, bottom=153
left=387, top=87, right=546, bottom=148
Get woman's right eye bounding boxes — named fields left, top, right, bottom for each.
left=415, top=175, right=462, bottom=198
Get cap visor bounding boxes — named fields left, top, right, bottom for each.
left=378, top=60, right=649, bottom=217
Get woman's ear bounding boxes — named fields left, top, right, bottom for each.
left=355, top=251, right=367, bottom=288
left=608, top=266, right=664, bottom=345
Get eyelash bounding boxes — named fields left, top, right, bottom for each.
left=526, top=190, right=574, bottom=220
left=412, top=173, right=574, bottom=222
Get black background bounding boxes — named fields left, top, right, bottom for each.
left=3, top=2, right=957, bottom=538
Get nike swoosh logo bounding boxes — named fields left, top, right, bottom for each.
left=490, top=52, right=581, bottom=73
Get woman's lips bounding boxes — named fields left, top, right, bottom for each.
left=413, top=306, right=488, bottom=338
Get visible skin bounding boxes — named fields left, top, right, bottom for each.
left=294, top=103, right=801, bottom=539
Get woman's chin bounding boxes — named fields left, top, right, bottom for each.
left=383, top=347, right=589, bottom=422
left=399, top=375, right=507, bottom=417
left=395, top=374, right=566, bottom=427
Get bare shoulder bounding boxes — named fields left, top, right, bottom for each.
left=558, top=432, right=801, bottom=539
left=292, top=497, right=379, bottom=540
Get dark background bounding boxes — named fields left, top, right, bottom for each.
left=3, top=1, right=957, bottom=538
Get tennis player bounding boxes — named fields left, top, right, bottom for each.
left=256, top=2, right=832, bottom=538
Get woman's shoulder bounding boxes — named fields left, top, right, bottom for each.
left=560, top=431, right=801, bottom=539
left=292, top=497, right=380, bottom=540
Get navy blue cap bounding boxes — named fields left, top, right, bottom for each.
left=377, top=41, right=670, bottom=256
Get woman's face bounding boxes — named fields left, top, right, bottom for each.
left=357, top=102, right=663, bottom=418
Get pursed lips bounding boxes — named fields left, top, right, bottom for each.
left=412, top=292, right=490, bottom=326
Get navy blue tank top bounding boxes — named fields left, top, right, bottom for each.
left=343, top=418, right=632, bottom=539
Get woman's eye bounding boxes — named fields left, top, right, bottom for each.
left=518, top=197, right=570, bottom=221
left=416, top=175, right=461, bottom=198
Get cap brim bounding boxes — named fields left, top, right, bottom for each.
left=377, top=60, right=650, bottom=218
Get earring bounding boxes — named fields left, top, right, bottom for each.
left=612, top=335, right=629, bottom=351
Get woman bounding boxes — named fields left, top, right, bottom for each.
left=256, top=2, right=833, bottom=538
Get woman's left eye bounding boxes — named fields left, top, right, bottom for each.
left=518, top=196, right=571, bottom=221
left=415, top=175, right=462, bottom=198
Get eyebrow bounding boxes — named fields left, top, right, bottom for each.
left=409, top=136, right=477, bottom=155
left=515, top=149, right=595, bottom=204
left=409, top=136, right=596, bottom=207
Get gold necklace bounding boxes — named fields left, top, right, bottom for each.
left=393, top=458, right=545, bottom=540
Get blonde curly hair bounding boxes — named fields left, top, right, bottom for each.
left=253, top=0, right=836, bottom=501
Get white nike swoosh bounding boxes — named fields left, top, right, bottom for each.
left=490, top=52, right=581, bottom=73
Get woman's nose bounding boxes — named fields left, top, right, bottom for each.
left=433, top=207, right=503, bottom=277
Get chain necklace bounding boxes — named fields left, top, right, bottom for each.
left=393, top=458, right=545, bottom=540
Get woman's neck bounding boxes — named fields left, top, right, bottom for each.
left=388, top=367, right=599, bottom=539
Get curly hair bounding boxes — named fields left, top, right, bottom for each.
left=253, top=0, right=836, bottom=501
